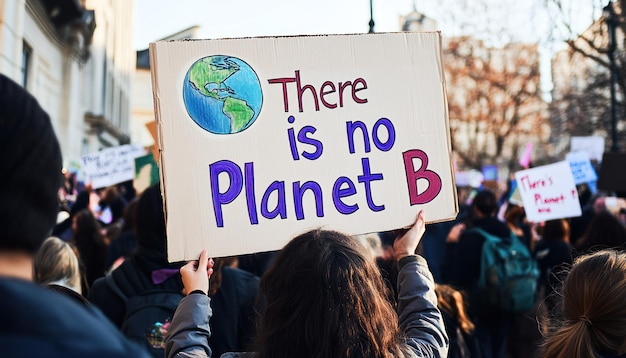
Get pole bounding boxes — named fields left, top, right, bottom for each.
left=369, top=0, right=375, bottom=33
left=606, top=1, right=620, bottom=152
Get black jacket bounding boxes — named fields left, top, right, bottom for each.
left=0, top=277, right=150, bottom=357
left=442, top=216, right=512, bottom=289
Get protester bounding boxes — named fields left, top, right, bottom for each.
left=569, top=194, right=607, bottom=246
left=441, top=189, right=518, bottom=358
left=503, top=203, right=532, bottom=251
left=34, top=236, right=84, bottom=299
left=89, top=183, right=187, bottom=357
left=435, top=283, right=480, bottom=358
left=52, top=181, right=93, bottom=241
left=574, top=210, right=626, bottom=255
left=206, top=257, right=261, bottom=357
left=541, top=249, right=626, bottom=358
left=96, top=185, right=128, bottom=226
left=106, top=197, right=139, bottom=270
left=534, top=219, right=573, bottom=310
left=71, top=208, right=108, bottom=293
left=0, top=73, right=149, bottom=357
left=236, top=251, right=277, bottom=278
left=376, top=230, right=402, bottom=302
left=166, top=210, right=449, bottom=358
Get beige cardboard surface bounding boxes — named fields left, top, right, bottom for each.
left=145, top=121, right=159, bottom=162
left=150, top=32, right=458, bottom=261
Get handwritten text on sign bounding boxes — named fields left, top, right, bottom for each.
left=151, top=33, right=458, bottom=260
left=81, top=144, right=145, bottom=189
left=514, top=161, right=582, bottom=222
left=566, top=151, right=598, bottom=185
left=210, top=71, right=442, bottom=227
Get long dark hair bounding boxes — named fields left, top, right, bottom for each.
left=253, top=229, right=407, bottom=358
left=542, top=219, right=570, bottom=243
left=71, top=209, right=107, bottom=289
left=576, top=211, right=626, bottom=253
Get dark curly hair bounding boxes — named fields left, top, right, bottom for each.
left=253, top=229, right=409, bottom=358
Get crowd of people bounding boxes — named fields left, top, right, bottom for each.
left=2, top=71, right=626, bottom=358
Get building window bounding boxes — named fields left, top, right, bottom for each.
left=21, top=42, right=32, bottom=88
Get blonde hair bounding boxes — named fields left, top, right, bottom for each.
left=542, top=249, right=626, bottom=358
left=355, top=232, right=383, bottom=259
left=33, top=237, right=82, bottom=295
left=435, top=283, right=475, bottom=334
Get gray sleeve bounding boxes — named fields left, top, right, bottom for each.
left=165, top=293, right=212, bottom=358
left=396, top=255, right=449, bottom=358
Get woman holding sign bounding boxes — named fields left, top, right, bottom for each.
left=165, top=210, right=449, bottom=358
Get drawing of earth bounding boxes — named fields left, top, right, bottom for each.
left=183, top=55, right=262, bottom=134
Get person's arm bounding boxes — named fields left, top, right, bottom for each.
left=394, top=211, right=449, bottom=358
left=165, top=250, right=214, bottom=358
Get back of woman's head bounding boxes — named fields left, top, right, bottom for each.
left=542, top=219, right=570, bottom=243
left=121, top=197, right=139, bottom=233
left=542, top=249, right=626, bottom=358
left=254, top=229, right=404, bottom=358
left=504, top=204, right=525, bottom=224
left=472, top=189, right=498, bottom=216
left=577, top=211, right=626, bottom=252
left=72, top=209, right=103, bottom=246
left=33, top=236, right=82, bottom=294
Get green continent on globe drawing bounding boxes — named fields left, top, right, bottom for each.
left=187, top=56, right=255, bottom=132
left=223, top=97, right=254, bottom=132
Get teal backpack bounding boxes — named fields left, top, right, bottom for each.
left=472, top=227, right=540, bottom=313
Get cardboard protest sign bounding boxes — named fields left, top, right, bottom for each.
left=514, top=161, right=581, bottom=222
left=570, top=136, right=605, bottom=162
left=566, top=151, right=597, bottom=185
left=134, top=153, right=160, bottom=195
left=146, top=121, right=159, bottom=162
left=508, top=185, right=523, bottom=206
left=150, top=32, right=458, bottom=261
left=81, top=144, right=145, bottom=189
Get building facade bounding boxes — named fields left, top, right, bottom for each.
left=130, top=26, right=199, bottom=149
left=0, top=0, right=135, bottom=169
left=399, top=7, right=549, bottom=177
left=550, top=0, right=624, bottom=156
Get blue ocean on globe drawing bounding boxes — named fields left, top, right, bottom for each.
left=183, top=56, right=262, bottom=134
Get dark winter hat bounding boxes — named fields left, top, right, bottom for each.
left=135, top=183, right=167, bottom=256
left=0, top=74, right=63, bottom=253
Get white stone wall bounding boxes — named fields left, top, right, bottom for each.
left=131, top=68, right=156, bottom=147
left=0, top=0, right=135, bottom=168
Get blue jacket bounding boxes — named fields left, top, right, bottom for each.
left=165, top=255, right=448, bottom=358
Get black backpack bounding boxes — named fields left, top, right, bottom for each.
left=105, top=264, right=184, bottom=358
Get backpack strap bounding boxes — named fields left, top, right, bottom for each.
left=469, top=227, right=499, bottom=243
left=106, top=259, right=182, bottom=299
left=105, top=260, right=146, bottom=300
left=105, top=271, right=128, bottom=301
left=469, top=227, right=516, bottom=244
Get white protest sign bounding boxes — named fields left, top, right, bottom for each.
left=570, top=136, right=605, bottom=162
left=455, top=171, right=469, bottom=187
left=566, top=151, right=598, bottom=184
left=514, top=161, right=582, bottom=222
left=81, top=144, right=145, bottom=189
left=150, top=32, right=458, bottom=261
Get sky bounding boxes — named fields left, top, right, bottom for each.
left=133, top=0, right=603, bottom=97
left=133, top=0, right=557, bottom=48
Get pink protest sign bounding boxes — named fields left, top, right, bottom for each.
left=514, top=161, right=582, bottom=222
